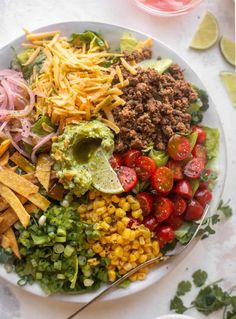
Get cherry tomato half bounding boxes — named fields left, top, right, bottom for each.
left=184, top=158, right=205, bottom=179
left=195, top=188, right=212, bottom=207
left=173, top=179, right=193, bottom=199
left=185, top=199, right=204, bottom=221
left=167, top=160, right=184, bottom=180
left=116, top=166, right=138, bottom=192
left=135, top=156, right=156, bottom=181
left=154, top=197, right=174, bottom=223
left=192, top=126, right=207, bottom=144
left=172, top=196, right=187, bottom=216
left=192, top=144, right=207, bottom=165
left=136, top=192, right=154, bottom=216
left=167, top=135, right=191, bottom=161
left=156, top=226, right=175, bottom=243
left=143, top=215, right=159, bottom=231
left=166, top=214, right=184, bottom=230
left=109, top=153, right=123, bottom=169
left=151, top=167, right=174, bottom=194
left=123, top=149, right=141, bottom=168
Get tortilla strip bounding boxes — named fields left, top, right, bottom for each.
left=0, top=169, right=38, bottom=196
left=0, top=203, right=36, bottom=234
left=0, top=183, right=30, bottom=228
left=0, top=197, right=8, bottom=212
left=0, top=151, right=9, bottom=166
left=10, top=152, right=35, bottom=173
left=1, top=228, right=21, bottom=259
left=27, top=193, right=50, bottom=211
left=35, top=154, right=53, bottom=191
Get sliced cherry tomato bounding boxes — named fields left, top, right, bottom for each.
left=172, top=196, right=187, bottom=216
left=173, top=179, right=193, bottom=199
left=143, top=215, right=159, bottom=231
left=167, top=160, right=184, bottom=180
left=151, top=167, right=174, bottom=194
left=136, top=192, right=154, bottom=216
left=117, top=166, right=138, bottom=192
left=185, top=199, right=204, bottom=221
left=154, top=197, right=174, bottom=223
left=166, top=214, right=184, bottom=230
left=109, top=153, right=123, bottom=169
left=195, top=188, right=212, bottom=207
left=123, top=149, right=141, bottom=168
left=192, top=144, right=207, bottom=165
left=135, top=156, right=156, bottom=181
left=156, top=226, right=175, bottom=243
left=192, top=126, right=207, bottom=144
left=167, top=135, right=191, bottom=161
left=184, top=158, right=205, bottom=179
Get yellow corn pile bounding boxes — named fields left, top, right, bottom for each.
left=78, top=191, right=160, bottom=282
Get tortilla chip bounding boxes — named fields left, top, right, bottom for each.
left=0, top=139, right=11, bottom=158
left=0, top=151, right=9, bottom=166
left=0, top=183, right=30, bottom=228
left=10, top=152, right=35, bottom=173
left=35, top=154, right=53, bottom=191
left=0, top=169, right=38, bottom=197
left=2, top=228, right=21, bottom=259
left=27, top=193, right=50, bottom=211
left=0, top=196, right=8, bottom=212
left=0, top=203, right=37, bottom=234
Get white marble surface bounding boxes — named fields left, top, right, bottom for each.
left=0, top=0, right=235, bottom=318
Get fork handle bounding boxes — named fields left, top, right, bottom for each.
left=66, top=255, right=169, bottom=319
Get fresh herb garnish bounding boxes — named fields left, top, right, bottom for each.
left=69, top=31, right=105, bottom=48
left=192, top=269, right=208, bottom=287
left=177, top=280, right=192, bottom=296
left=218, top=199, right=233, bottom=218
left=170, top=296, right=188, bottom=314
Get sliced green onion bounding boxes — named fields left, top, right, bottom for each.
left=83, top=278, right=94, bottom=287
left=57, top=274, right=65, bottom=280
left=57, top=228, right=67, bottom=236
left=78, top=255, right=87, bottom=266
left=54, top=260, right=62, bottom=271
left=36, top=272, right=42, bottom=280
left=31, top=259, right=37, bottom=267
left=17, top=277, right=28, bottom=286
left=55, top=236, right=66, bottom=243
left=53, top=244, right=64, bottom=254
left=64, top=245, right=75, bottom=258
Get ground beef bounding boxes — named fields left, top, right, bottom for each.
left=112, top=61, right=197, bottom=152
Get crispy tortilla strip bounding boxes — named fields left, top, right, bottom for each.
left=0, top=183, right=30, bottom=228
left=10, top=152, right=35, bottom=173
left=0, top=139, right=11, bottom=158
left=0, top=197, right=8, bottom=212
left=0, top=203, right=36, bottom=234
left=1, top=234, right=11, bottom=248
left=2, top=228, right=21, bottom=259
left=0, top=151, right=9, bottom=167
left=27, top=193, right=50, bottom=211
left=0, top=169, right=38, bottom=196
left=35, top=154, right=53, bottom=191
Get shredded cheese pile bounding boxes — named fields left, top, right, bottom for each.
left=24, top=31, right=128, bottom=132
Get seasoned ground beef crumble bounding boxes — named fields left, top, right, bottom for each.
left=112, top=52, right=198, bottom=152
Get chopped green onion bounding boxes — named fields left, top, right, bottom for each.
left=53, top=244, right=64, bottom=254
left=54, top=260, right=62, bottom=271
left=57, top=274, right=65, bottom=280
left=78, top=255, right=87, bottom=266
left=36, top=272, right=42, bottom=280
left=31, top=259, right=37, bottom=267
left=17, top=277, right=28, bottom=286
left=83, top=278, right=94, bottom=287
left=55, top=236, right=66, bottom=243
left=64, top=245, right=75, bottom=258
left=57, top=228, right=67, bottom=237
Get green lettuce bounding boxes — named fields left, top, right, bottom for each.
left=149, top=149, right=169, bottom=167
left=69, top=31, right=105, bottom=48
left=120, top=32, right=138, bottom=53
left=203, top=127, right=219, bottom=161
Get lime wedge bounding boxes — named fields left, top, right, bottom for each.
left=138, top=58, right=173, bottom=74
left=190, top=11, right=219, bottom=50
left=220, top=36, right=236, bottom=66
left=89, top=148, right=124, bottom=194
left=220, top=71, right=236, bottom=107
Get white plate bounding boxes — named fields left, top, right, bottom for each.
left=0, top=21, right=227, bottom=303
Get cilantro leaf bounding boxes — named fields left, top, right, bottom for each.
left=192, top=269, right=208, bottom=287
left=177, top=281, right=192, bottom=296
left=170, top=296, right=187, bottom=314
left=218, top=200, right=233, bottom=218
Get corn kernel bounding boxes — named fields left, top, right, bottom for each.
left=111, top=233, right=118, bottom=243
left=152, top=241, right=160, bottom=254
left=89, top=191, right=96, bottom=200
left=123, top=245, right=131, bottom=252
left=92, top=243, right=103, bottom=253
left=129, top=253, right=137, bottom=262
left=139, top=236, right=145, bottom=245
left=111, top=258, right=119, bottom=266
left=129, top=274, right=138, bottom=281
left=96, top=207, right=107, bottom=215
left=127, top=195, right=136, bottom=203
left=121, top=217, right=130, bottom=226
left=94, top=200, right=106, bottom=209
left=104, top=216, right=112, bottom=224
left=116, top=235, right=124, bottom=245
left=124, top=263, right=133, bottom=271
left=77, top=204, right=87, bottom=214
left=100, top=221, right=110, bottom=230
left=115, top=208, right=126, bottom=218
left=87, top=258, right=99, bottom=266
left=107, top=204, right=116, bottom=214
left=118, top=197, right=127, bottom=207
left=137, top=273, right=146, bottom=280
left=122, top=228, right=131, bottom=240
left=121, top=256, right=128, bottom=262
left=108, top=270, right=116, bottom=282
left=117, top=221, right=125, bottom=234
left=111, top=195, right=120, bottom=203
left=129, top=230, right=136, bottom=241
left=87, top=203, right=93, bottom=211
left=122, top=202, right=131, bottom=212
left=131, top=202, right=140, bottom=210
left=132, top=240, right=140, bottom=249
left=114, top=246, right=123, bottom=257
left=131, top=209, right=142, bottom=219
left=99, top=251, right=106, bottom=258
left=139, top=254, right=148, bottom=263
left=133, top=251, right=140, bottom=259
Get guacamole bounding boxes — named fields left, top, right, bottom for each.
left=51, top=120, right=114, bottom=196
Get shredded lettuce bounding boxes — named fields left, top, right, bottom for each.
left=69, top=31, right=105, bottom=48
left=120, top=32, right=138, bottom=53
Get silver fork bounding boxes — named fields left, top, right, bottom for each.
left=66, top=204, right=210, bottom=319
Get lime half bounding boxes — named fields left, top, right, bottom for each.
left=220, top=36, right=236, bottom=67
left=89, top=148, right=124, bottom=194
left=138, top=58, right=173, bottom=74
left=190, top=11, right=219, bottom=50
left=220, top=71, right=236, bottom=107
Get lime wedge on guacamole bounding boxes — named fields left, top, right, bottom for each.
left=138, top=58, right=172, bottom=74
left=89, top=148, right=124, bottom=194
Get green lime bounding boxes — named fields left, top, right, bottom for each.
left=220, top=36, right=236, bottom=66
left=190, top=11, right=219, bottom=50
left=138, top=58, right=173, bottom=74
left=220, top=71, right=236, bottom=107
left=89, top=148, right=124, bottom=194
